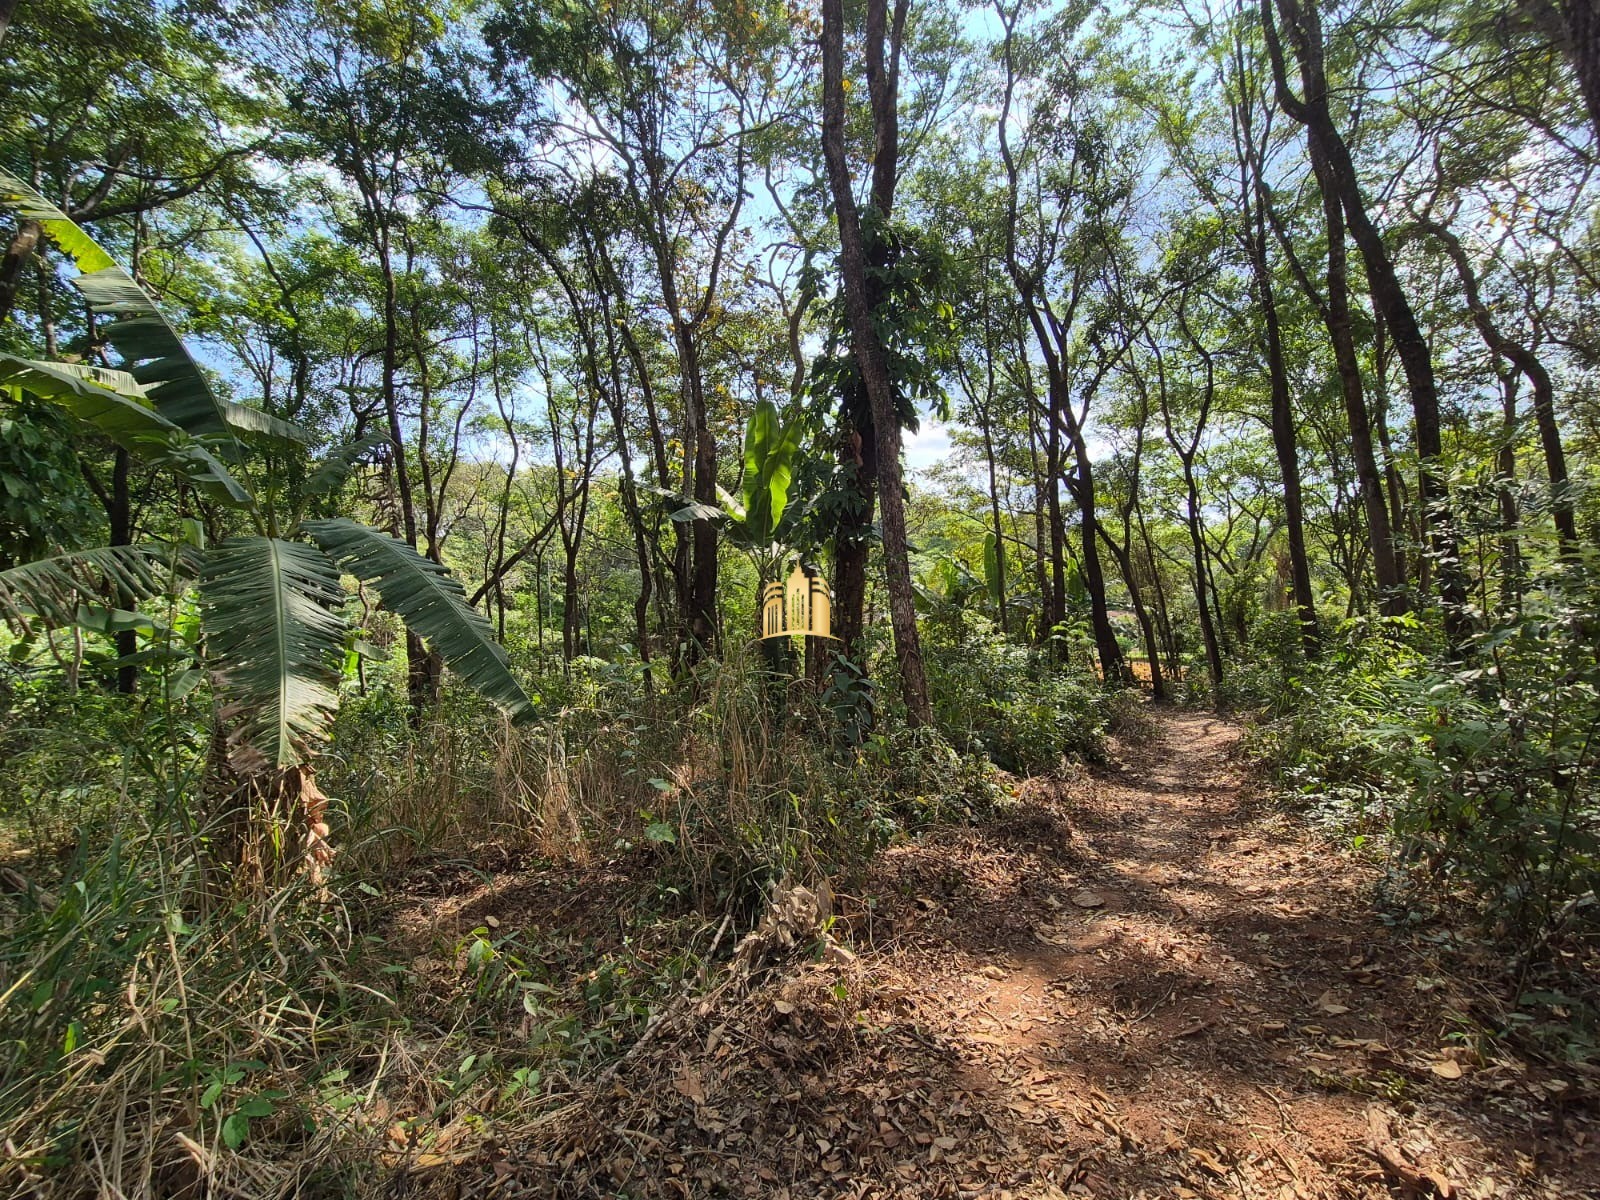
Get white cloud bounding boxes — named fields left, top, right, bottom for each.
left=903, top=416, right=954, bottom=476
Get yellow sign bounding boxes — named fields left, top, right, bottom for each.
left=761, top=563, right=833, bottom=640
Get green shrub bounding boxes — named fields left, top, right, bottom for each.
left=924, top=609, right=1110, bottom=774
left=1251, top=569, right=1600, bottom=937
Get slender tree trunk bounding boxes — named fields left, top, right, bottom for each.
left=677, top=326, right=719, bottom=657
left=0, top=219, right=41, bottom=326
left=1370, top=317, right=1411, bottom=586
left=1061, top=423, right=1125, bottom=684
left=1555, top=0, right=1600, bottom=146
left=1420, top=219, right=1578, bottom=552
left=562, top=537, right=582, bottom=661
left=820, top=0, right=932, bottom=726
left=1310, top=145, right=1405, bottom=611
left=1166, top=306, right=1225, bottom=692
left=366, top=207, right=432, bottom=718
left=1028, top=418, right=1052, bottom=647
left=980, top=417, right=1008, bottom=634
left=833, top=412, right=877, bottom=660
left=1254, top=243, right=1320, bottom=655
left=603, top=266, right=683, bottom=636
left=605, top=364, right=656, bottom=692
left=1497, top=368, right=1525, bottom=608
left=1101, top=529, right=1167, bottom=701
left=1136, top=504, right=1180, bottom=676
left=110, top=448, right=136, bottom=695
left=1184, top=473, right=1225, bottom=694
left=1046, top=409, right=1069, bottom=657
left=37, top=251, right=58, bottom=358
left=1264, top=0, right=1470, bottom=643
left=1236, top=90, right=1318, bottom=655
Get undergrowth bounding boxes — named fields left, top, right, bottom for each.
left=1246, top=558, right=1600, bottom=954
left=0, top=626, right=1106, bottom=1194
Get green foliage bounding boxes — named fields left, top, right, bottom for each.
left=0, top=545, right=172, bottom=632
left=200, top=537, right=346, bottom=768
left=0, top=355, right=254, bottom=509
left=924, top=609, right=1110, bottom=774
left=737, top=397, right=804, bottom=548
left=304, top=518, right=538, bottom=724
left=0, top=401, right=99, bottom=564
left=1399, top=570, right=1600, bottom=929
left=0, top=197, right=536, bottom=772
left=1255, top=565, right=1600, bottom=936
left=807, top=212, right=958, bottom=436
left=0, top=168, right=239, bottom=446
left=1248, top=613, right=1436, bottom=829
left=1213, top=609, right=1313, bottom=714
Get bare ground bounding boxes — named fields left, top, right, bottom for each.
left=413, top=708, right=1600, bottom=1199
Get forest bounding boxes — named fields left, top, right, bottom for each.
left=1, top=0, right=1598, bottom=1195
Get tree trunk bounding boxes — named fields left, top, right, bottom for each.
left=1556, top=0, right=1600, bottom=146
left=1370, top=316, right=1411, bottom=587
left=365, top=205, right=433, bottom=718
left=1254, top=239, right=1320, bottom=656
left=1309, top=142, right=1405, bottom=612
left=1263, top=0, right=1470, bottom=643
left=1101, top=528, right=1167, bottom=701
left=980, top=415, right=1008, bottom=634
left=833, top=416, right=877, bottom=661
left=0, top=218, right=42, bottom=325
left=562, top=539, right=582, bottom=660
left=1420, top=218, right=1578, bottom=552
left=678, top=326, right=719, bottom=658
left=820, top=0, right=932, bottom=726
left=1237, top=91, right=1319, bottom=656
left=1061, top=425, right=1125, bottom=684
left=1028, top=419, right=1053, bottom=647
left=1497, top=368, right=1525, bottom=608
left=1045, top=409, right=1069, bottom=656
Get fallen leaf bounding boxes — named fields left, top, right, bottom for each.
left=1071, top=890, right=1106, bottom=909
left=1430, top=1059, right=1464, bottom=1080
left=1316, top=990, right=1351, bottom=1015
left=672, top=1066, right=706, bottom=1105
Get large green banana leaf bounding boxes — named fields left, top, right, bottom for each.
left=740, top=398, right=802, bottom=544
left=0, top=167, right=240, bottom=450
left=302, top=518, right=536, bottom=722
left=0, top=354, right=253, bottom=509
left=201, top=537, right=347, bottom=769
left=301, top=432, right=392, bottom=507
left=0, top=546, right=170, bottom=632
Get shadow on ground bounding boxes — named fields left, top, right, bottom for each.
left=415, top=710, right=1598, bottom=1200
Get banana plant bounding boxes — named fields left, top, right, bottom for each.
left=651, top=397, right=809, bottom=588
left=0, top=171, right=536, bottom=779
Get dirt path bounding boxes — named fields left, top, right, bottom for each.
left=477, top=708, right=1598, bottom=1198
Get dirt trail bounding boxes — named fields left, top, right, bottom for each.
left=477, top=708, right=1598, bottom=1198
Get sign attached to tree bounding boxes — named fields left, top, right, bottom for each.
left=761, top=563, right=833, bottom=641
